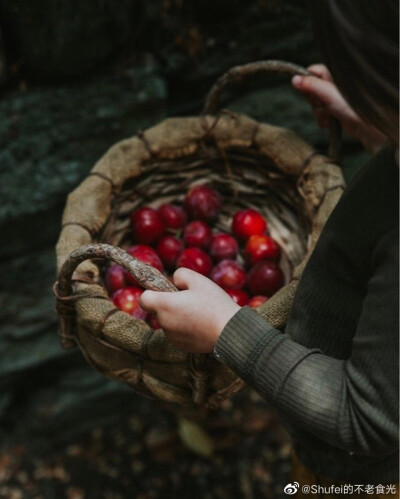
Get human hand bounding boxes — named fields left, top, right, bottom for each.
left=292, top=64, right=386, bottom=153
left=139, top=268, right=240, bottom=353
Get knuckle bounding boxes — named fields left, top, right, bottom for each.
left=173, top=267, right=189, bottom=280
left=308, top=63, right=324, bottom=73
left=302, top=76, right=317, bottom=92
left=140, top=289, right=153, bottom=305
left=308, top=63, right=329, bottom=78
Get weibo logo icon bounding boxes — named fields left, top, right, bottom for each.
left=284, top=482, right=299, bottom=495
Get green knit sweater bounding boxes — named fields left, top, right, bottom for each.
left=214, top=146, right=399, bottom=484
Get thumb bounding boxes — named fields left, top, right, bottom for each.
left=292, top=75, right=337, bottom=109
left=139, top=290, right=160, bottom=312
left=307, top=64, right=333, bottom=82
left=173, top=267, right=207, bottom=290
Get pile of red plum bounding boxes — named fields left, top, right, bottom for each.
left=104, top=185, right=284, bottom=328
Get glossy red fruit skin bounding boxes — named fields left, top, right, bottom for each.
left=147, top=314, right=161, bottom=329
left=176, top=248, right=212, bottom=276
left=210, top=260, right=246, bottom=290
left=105, top=265, right=126, bottom=294
left=158, top=204, right=187, bottom=231
left=243, top=235, right=281, bottom=265
left=156, top=235, right=184, bottom=268
left=248, top=295, right=269, bottom=308
left=112, top=287, right=144, bottom=315
left=210, top=233, right=239, bottom=261
left=131, top=206, right=165, bottom=244
left=232, top=209, right=267, bottom=240
left=125, top=245, right=164, bottom=285
left=226, top=289, right=250, bottom=306
left=184, top=185, right=222, bottom=221
left=246, top=261, right=284, bottom=296
left=183, top=221, right=212, bottom=249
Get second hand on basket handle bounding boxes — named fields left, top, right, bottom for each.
left=203, top=59, right=342, bottom=162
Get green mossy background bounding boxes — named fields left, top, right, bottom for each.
left=0, top=1, right=368, bottom=497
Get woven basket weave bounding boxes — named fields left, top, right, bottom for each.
left=54, top=61, right=345, bottom=409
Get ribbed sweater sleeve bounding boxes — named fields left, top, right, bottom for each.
left=214, top=227, right=399, bottom=456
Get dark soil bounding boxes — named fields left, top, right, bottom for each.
left=0, top=390, right=291, bottom=499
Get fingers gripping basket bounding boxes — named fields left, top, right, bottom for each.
left=55, top=61, right=345, bottom=409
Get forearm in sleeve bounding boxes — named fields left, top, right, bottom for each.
left=215, top=308, right=397, bottom=456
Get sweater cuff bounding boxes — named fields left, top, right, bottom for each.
left=214, top=306, right=322, bottom=402
left=214, top=306, right=282, bottom=379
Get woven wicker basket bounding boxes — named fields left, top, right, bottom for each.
left=54, top=60, right=345, bottom=409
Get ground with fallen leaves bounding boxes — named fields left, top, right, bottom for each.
left=0, top=390, right=291, bottom=498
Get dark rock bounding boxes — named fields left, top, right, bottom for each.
left=0, top=29, right=6, bottom=86
left=0, top=248, right=61, bottom=387
left=0, top=55, right=166, bottom=259
left=0, top=393, right=11, bottom=419
left=0, top=0, right=138, bottom=80
left=15, top=367, right=139, bottom=446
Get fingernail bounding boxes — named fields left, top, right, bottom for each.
left=292, top=75, right=302, bottom=87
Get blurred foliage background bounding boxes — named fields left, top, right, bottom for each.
left=0, top=1, right=368, bottom=497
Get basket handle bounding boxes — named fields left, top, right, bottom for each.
left=57, top=243, right=178, bottom=296
left=203, top=60, right=342, bottom=162
left=54, top=243, right=177, bottom=348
